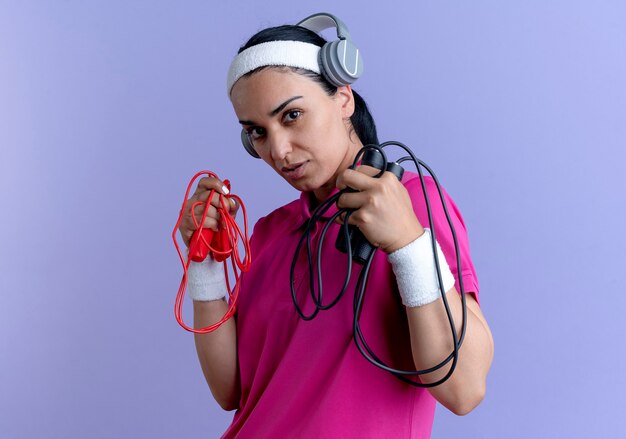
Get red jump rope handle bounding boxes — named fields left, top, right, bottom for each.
left=212, top=228, right=232, bottom=262
left=188, top=179, right=233, bottom=263
left=190, top=227, right=233, bottom=262
left=189, top=229, right=214, bottom=262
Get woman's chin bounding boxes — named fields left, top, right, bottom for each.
left=285, top=178, right=315, bottom=193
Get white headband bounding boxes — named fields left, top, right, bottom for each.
left=226, top=40, right=321, bottom=95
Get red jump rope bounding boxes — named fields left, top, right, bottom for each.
left=172, top=171, right=251, bottom=333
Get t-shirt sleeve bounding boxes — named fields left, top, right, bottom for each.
left=403, top=174, right=481, bottom=304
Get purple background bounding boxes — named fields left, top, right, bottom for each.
left=1, top=1, right=625, bottom=438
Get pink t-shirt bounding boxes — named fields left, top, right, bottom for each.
left=221, top=172, right=480, bottom=438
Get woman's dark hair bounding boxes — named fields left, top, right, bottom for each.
left=238, top=25, right=379, bottom=145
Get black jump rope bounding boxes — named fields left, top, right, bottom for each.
left=290, top=141, right=467, bottom=387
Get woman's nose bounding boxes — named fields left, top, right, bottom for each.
left=267, top=131, right=292, bottom=161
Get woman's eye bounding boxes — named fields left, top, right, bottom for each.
left=248, top=126, right=266, bottom=141
left=283, top=110, right=301, bottom=122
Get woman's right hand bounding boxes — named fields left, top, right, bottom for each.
left=180, top=177, right=241, bottom=409
left=178, top=176, right=239, bottom=248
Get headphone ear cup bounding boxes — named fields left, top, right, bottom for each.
left=319, top=39, right=363, bottom=87
left=240, top=129, right=260, bottom=158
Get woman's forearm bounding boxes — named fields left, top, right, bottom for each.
left=406, top=288, right=494, bottom=415
left=193, top=300, right=240, bottom=411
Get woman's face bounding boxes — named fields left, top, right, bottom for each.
left=230, top=68, right=361, bottom=201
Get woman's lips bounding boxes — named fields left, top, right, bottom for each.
left=282, top=161, right=308, bottom=180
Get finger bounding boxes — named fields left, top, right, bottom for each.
left=187, top=210, right=220, bottom=233
left=336, top=168, right=378, bottom=191
left=189, top=195, right=238, bottom=229
left=200, top=216, right=220, bottom=232
left=181, top=216, right=220, bottom=248
left=180, top=202, right=216, bottom=234
left=335, top=210, right=362, bottom=227
left=194, top=176, right=230, bottom=197
left=334, top=210, right=351, bottom=225
left=226, top=196, right=240, bottom=214
left=189, top=191, right=233, bottom=215
left=193, top=190, right=228, bottom=209
left=216, top=195, right=238, bottom=213
left=208, top=194, right=238, bottom=217
left=179, top=216, right=214, bottom=246
left=192, top=203, right=219, bottom=223
left=355, top=164, right=382, bottom=177
left=336, top=190, right=370, bottom=210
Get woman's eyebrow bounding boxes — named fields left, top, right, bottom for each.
left=238, top=96, right=303, bottom=126
left=269, top=96, right=303, bottom=117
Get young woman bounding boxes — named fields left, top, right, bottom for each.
left=178, top=13, right=494, bottom=438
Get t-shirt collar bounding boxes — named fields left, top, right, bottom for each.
left=295, top=188, right=342, bottom=230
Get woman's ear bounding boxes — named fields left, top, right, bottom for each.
left=336, top=85, right=356, bottom=119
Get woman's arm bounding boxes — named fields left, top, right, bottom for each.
left=193, top=300, right=240, bottom=411
left=406, top=287, right=494, bottom=415
left=336, top=167, right=494, bottom=414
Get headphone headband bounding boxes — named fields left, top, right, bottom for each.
left=297, top=12, right=352, bottom=41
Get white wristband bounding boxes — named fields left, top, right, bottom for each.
left=183, top=248, right=228, bottom=302
left=387, top=228, right=456, bottom=308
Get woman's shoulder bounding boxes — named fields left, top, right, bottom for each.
left=401, top=171, right=458, bottom=205
left=400, top=170, right=468, bottom=229
left=401, top=170, right=437, bottom=190
left=251, top=197, right=302, bottom=242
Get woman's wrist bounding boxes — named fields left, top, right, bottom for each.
left=382, top=223, right=425, bottom=254
left=183, top=248, right=228, bottom=302
left=387, top=228, right=456, bottom=307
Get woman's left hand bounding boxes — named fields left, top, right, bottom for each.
left=335, top=166, right=425, bottom=253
